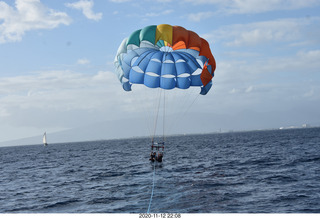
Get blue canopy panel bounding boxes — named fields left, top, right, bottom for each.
left=122, top=81, right=132, bottom=91
left=122, top=50, right=139, bottom=80
left=144, top=54, right=162, bottom=88
left=145, top=72, right=160, bottom=88
left=121, top=49, right=210, bottom=92
left=200, top=81, right=212, bottom=95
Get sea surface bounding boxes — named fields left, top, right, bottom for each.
left=0, top=128, right=320, bottom=213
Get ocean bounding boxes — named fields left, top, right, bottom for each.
left=0, top=128, right=319, bottom=213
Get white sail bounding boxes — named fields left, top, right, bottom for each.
left=43, top=132, right=48, bottom=146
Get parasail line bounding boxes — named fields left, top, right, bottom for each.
left=147, top=160, right=156, bottom=213
left=163, top=90, right=166, bottom=143
left=166, top=92, right=200, bottom=135
left=151, top=89, right=163, bottom=143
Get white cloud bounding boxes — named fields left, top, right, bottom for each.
left=1, top=69, right=201, bottom=142
left=216, top=49, right=320, bottom=85
left=109, top=0, right=131, bottom=3
left=92, top=70, right=112, bottom=81
left=0, top=70, right=118, bottom=112
left=245, top=86, right=253, bottom=93
left=0, top=70, right=129, bottom=139
left=0, top=69, right=210, bottom=129
left=187, top=11, right=213, bottom=22
left=0, top=0, right=71, bottom=43
left=205, top=17, right=320, bottom=47
left=77, top=58, right=90, bottom=65
left=229, top=88, right=238, bottom=94
left=212, top=49, right=320, bottom=115
left=66, top=0, right=102, bottom=21
left=184, top=0, right=320, bottom=14
left=0, top=108, right=10, bottom=117
left=145, top=9, right=173, bottom=17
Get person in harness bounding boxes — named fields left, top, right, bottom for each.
left=149, top=152, right=156, bottom=162
left=150, top=141, right=164, bottom=162
left=156, top=152, right=163, bottom=162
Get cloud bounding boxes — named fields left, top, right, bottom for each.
left=205, top=17, right=320, bottom=47
left=214, top=50, right=320, bottom=114
left=183, top=0, right=320, bottom=14
left=0, top=70, right=128, bottom=136
left=187, top=12, right=214, bottom=22
left=1, top=69, right=203, bottom=142
left=209, top=46, right=320, bottom=113
left=0, top=70, right=116, bottom=111
left=0, top=0, right=72, bottom=43
left=109, top=0, right=131, bottom=3
left=0, top=69, right=211, bottom=131
left=145, top=9, right=173, bottom=17
left=216, top=49, right=320, bottom=85
left=77, top=58, right=90, bottom=65
left=66, top=0, right=102, bottom=21
left=245, top=86, right=254, bottom=93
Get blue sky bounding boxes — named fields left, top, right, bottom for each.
left=1, top=0, right=320, bottom=144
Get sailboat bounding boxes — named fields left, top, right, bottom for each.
left=43, top=132, right=48, bottom=146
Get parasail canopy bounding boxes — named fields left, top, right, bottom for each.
left=114, top=24, right=216, bottom=95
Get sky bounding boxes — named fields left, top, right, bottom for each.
left=0, top=0, right=320, bottom=145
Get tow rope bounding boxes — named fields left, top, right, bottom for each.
left=147, top=160, right=156, bottom=213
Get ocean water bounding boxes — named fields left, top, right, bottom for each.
left=0, top=128, right=320, bottom=213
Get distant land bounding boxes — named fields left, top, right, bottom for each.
left=1, top=124, right=317, bottom=148
left=1, top=110, right=319, bottom=147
